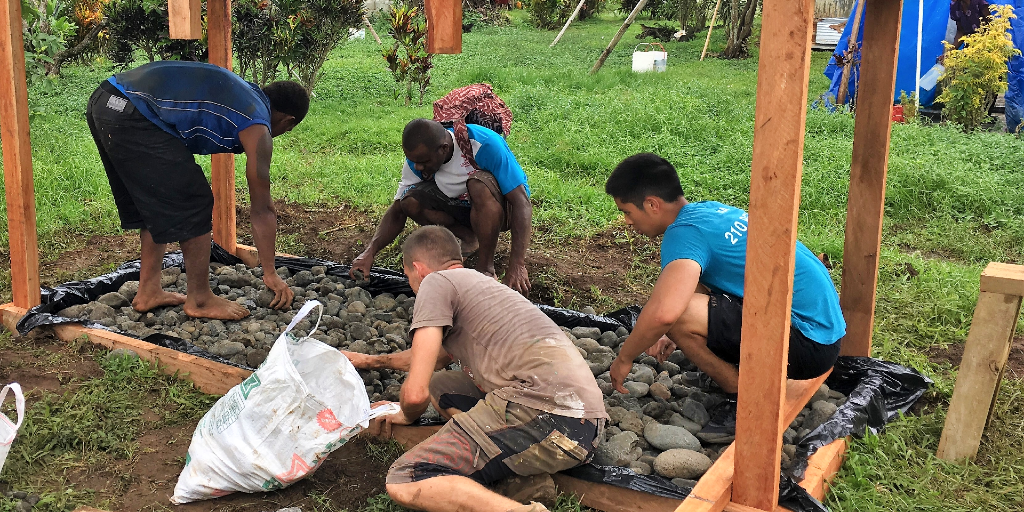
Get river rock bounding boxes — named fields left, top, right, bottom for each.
left=570, top=327, right=602, bottom=340
left=649, top=382, right=672, bottom=400
left=681, top=398, right=710, bottom=427
left=587, top=352, right=615, bottom=375
left=592, top=431, right=641, bottom=466
left=801, top=400, right=838, bottom=432
left=209, top=340, right=246, bottom=358
left=653, top=449, right=713, bottom=479
left=117, top=281, right=139, bottom=301
left=631, top=365, right=656, bottom=385
left=628, top=461, right=652, bottom=475
left=644, top=422, right=702, bottom=451
left=89, top=303, right=117, bottom=321
left=618, top=416, right=645, bottom=436
left=623, top=381, right=649, bottom=398
left=58, top=304, right=90, bottom=319
left=247, top=349, right=269, bottom=367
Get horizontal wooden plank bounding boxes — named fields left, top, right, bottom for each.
left=980, top=262, right=1024, bottom=297
left=0, top=304, right=250, bottom=395
left=553, top=473, right=682, bottom=512
left=797, top=437, right=847, bottom=501
left=234, top=243, right=300, bottom=268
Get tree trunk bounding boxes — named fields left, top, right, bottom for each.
left=46, top=19, right=108, bottom=77
left=722, top=0, right=758, bottom=59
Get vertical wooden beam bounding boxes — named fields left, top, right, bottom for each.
left=731, top=0, right=815, bottom=509
left=838, top=0, right=903, bottom=358
left=168, top=0, right=203, bottom=40
left=424, top=0, right=462, bottom=54
left=936, top=290, right=1022, bottom=461
left=0, top=0, right=40, bottom=308
left=207, top=0, right=237, bottom=254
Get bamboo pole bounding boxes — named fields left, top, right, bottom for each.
left=364, top=16, right=383, bottom=44
left=700, top=0, right=723, bottom=61
left=837, top=0, right=867, bottom=105
left=551, top=0, right=588, bottom=47
left=589, top=0, right=649, bottom=75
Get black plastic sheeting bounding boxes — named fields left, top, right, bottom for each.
left=787, top=357, right=933, bottom=480
left=14, top=246, right=932, bottom=512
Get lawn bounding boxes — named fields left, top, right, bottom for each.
left=1, top=8, right=1023, bottom=512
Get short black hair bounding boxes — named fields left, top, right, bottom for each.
left=605, top=153, right=685, bottom=208
left=402, top=118, right=449, bottom=151
left=402, top=226, right=463, bottom=269
left=262, top=81, right=310, bottom=123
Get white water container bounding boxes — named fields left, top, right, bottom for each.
left=632, top=43, right=667, bottom=73
left=0, top=383, right=25, bottom=476
left=920, top=63, right=945, bottom=91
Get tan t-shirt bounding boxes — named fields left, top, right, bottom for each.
left=411, top=268, right=608, bottom=419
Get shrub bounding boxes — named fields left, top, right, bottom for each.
left=382, top=2, right=432, bottom=105
left=21, top=0, right=78, bottom=82
left=529, top=0, right=601, bottom=30
left=103, top=0, right=206, bottom=68
left=938, top=4, right=1019, bottom=131
left=233, top=0, right=362, bottom=92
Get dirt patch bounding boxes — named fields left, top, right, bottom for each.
left=0, top=331, right=105, bottom=397
left=38, top=233, right=147, bottom=289
left=926, top=336, right=1024, bottom=380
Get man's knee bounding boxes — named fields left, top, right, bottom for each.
left=468, top=180, right=502, bottom=215
left=668, top=293, right=711, bottom=345
left=385, top=482, right=420, bottom=507
left=399, top=196, right=423, bottom=218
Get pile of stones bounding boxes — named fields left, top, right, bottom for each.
left=56, top=263, right=847, bottom=485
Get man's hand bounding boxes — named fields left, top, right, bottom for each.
left=503, top=263, right=530, bottom=296
left=340, top=350, right=377, bottom=369
left=350, top=250, right=374, bottom=280
left=610, top=355, right=632, bottom=394
left=367, top=401, right=413, bottom=438
left=262, top=272, right=294, bottom=310
left=644, top=335, right=676, bottom=363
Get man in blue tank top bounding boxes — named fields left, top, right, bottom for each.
left=603, top=154, right=846, bottom=394
left=86, top=61, right=310, bottom=320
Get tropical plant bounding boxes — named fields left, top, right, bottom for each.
left=21, top=0, right=78, bottom=81
left=938, top=4, right=1020, bottom=131
left=722, top=0, right=758, bottom=58
left=530, top=0, right=602, bottom=30
left=382, top=2, right=433, bottom=106
left=288, top=0, right=363, bottom=93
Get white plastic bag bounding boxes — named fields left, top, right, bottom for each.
left=171, top=301, right=372, bottom=503
left=0, top=383, right=25, bottom=476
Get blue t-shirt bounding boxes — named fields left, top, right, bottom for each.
left=108, top=61, right=272, bottom=155
left=660, top=201, right=846, bottom=345
left=397, top=124, right=530, bottom=200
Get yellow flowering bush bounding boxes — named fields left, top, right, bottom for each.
left=939, top=4, right=1020, bottom=131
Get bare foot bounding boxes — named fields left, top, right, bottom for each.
left=132, top=290, right=186, bottom=312
left=184, top=294, right=250, bottom=320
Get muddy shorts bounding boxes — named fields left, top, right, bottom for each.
left=386, top=371, right=603, bottom=485
left=403, top=171, right=511, bottom=230
left=86, top=82, right=214, bottom=244
left=706, top=293, right=841, bottom=380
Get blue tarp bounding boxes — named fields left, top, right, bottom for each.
left=823, top=0, right=1024, bottom=131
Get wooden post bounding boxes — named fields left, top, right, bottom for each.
left=699, top=0, right=723, bottom=61
left=425, top=0, right=462, bottom=54
left=168, top=0, right=203, bottom=40
left=731, top=0, right=814, bottom=508
left=836, top=0, right=867, bottom=105
left=838, top=0, right=903, bottom=358
left=589, top=0, right=648, bottom=75
left=207, top=0, right=237, bottom=254
left=0, top=0, right=41, bottom=309
left=937, top=263, right=1024, bottom=461
left=550, top=0, right=587, bottom=47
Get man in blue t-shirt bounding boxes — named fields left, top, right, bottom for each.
left=603, top=153, right=846, bottom=394
left=350, top=118, right=534, bottom=295
left=86, top=61, right=310, bottom=320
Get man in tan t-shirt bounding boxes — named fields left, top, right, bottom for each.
left=342, top=226, right=607, bottom=512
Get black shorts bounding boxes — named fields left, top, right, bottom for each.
left=706, top=293, right=840, bottom=380
left=86, top=82, right=214, bottom=244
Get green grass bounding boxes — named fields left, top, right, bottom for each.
left=0, top=10, right=1022, bottom=512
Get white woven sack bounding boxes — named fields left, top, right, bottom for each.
left=171, top=300, right=372, bottom=503
left=0, top=383, right=25, bottom=476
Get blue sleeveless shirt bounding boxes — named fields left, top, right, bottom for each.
left=108, top=61, right=272, bottom=155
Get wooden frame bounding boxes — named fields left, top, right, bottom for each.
left=0, top=0, right=904, bottom=510
left=936, top=263, right=1023, bottom=461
